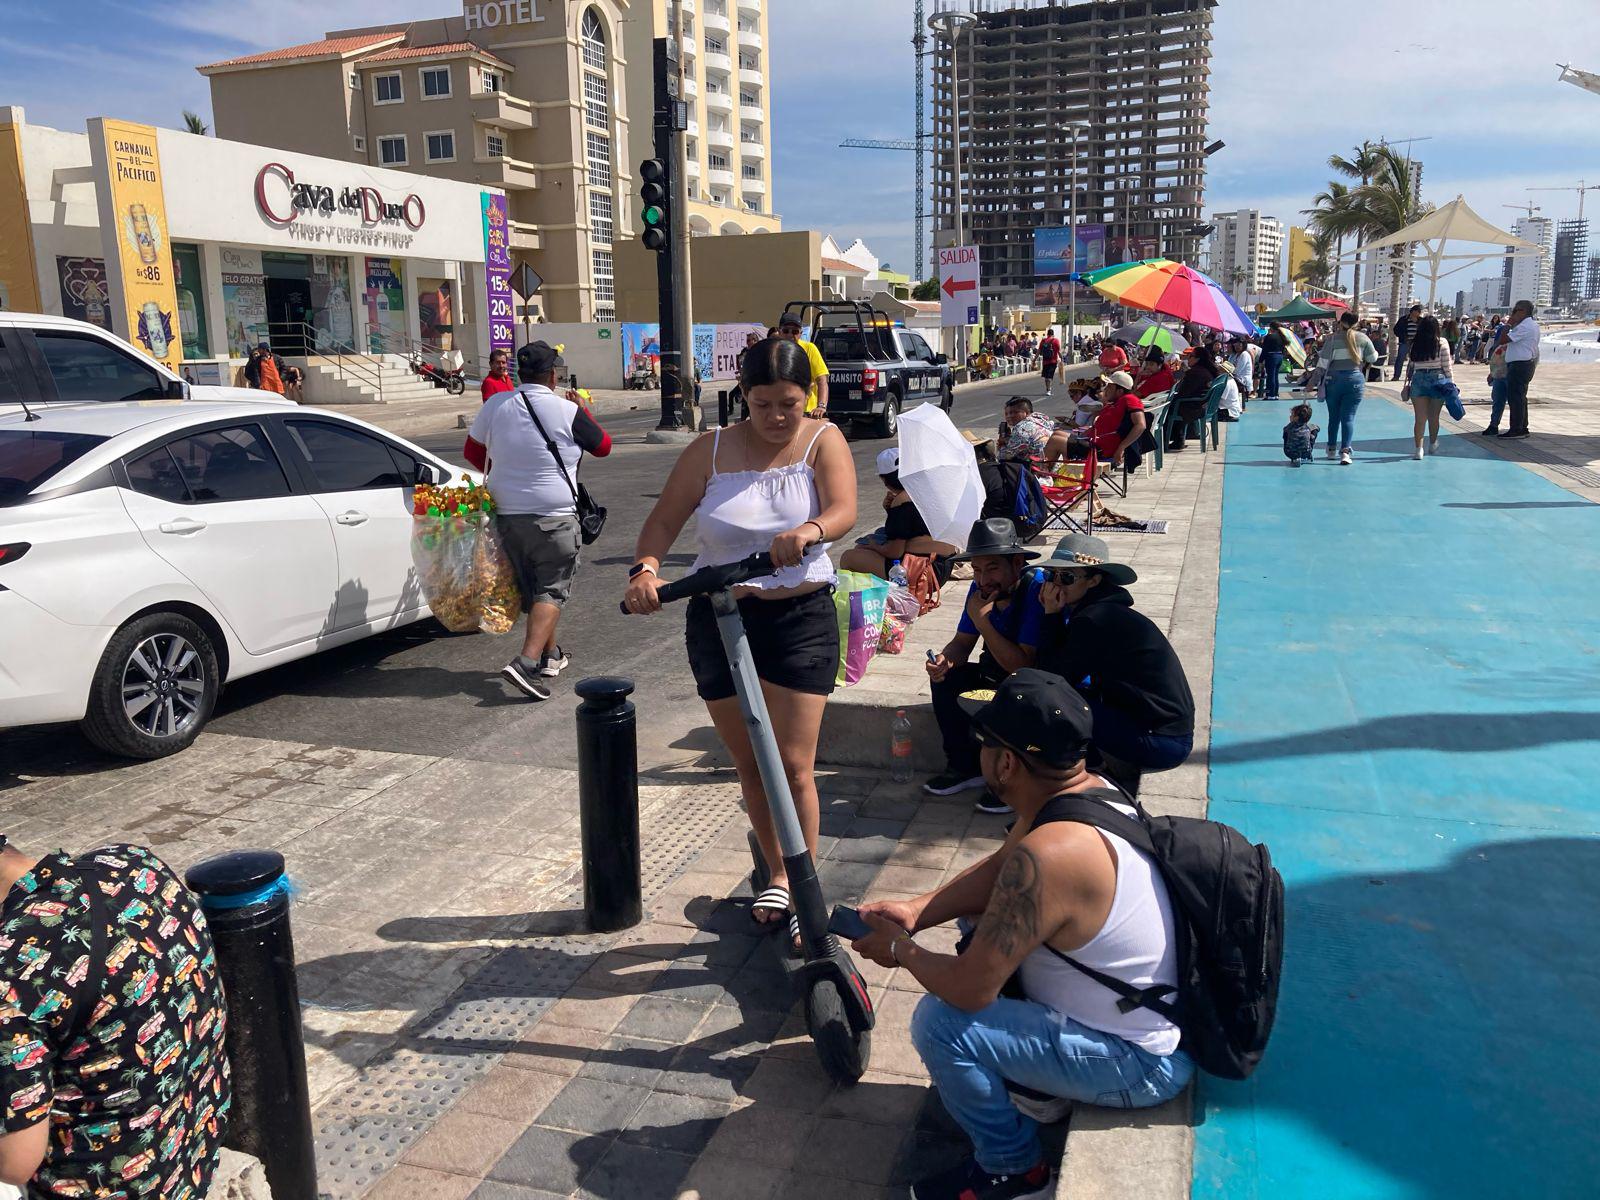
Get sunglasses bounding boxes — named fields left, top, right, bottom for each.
left=1037, top=567, right=1091, bottom=585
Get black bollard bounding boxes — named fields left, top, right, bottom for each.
left=185, top=851, right=318, bottom=1200
left=575, top=676, right=643, bottom=931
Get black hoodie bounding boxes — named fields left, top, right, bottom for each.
left=1038, top=584, right=1194, bottom=737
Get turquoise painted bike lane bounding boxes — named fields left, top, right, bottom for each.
left=1193, top=394, right=1600, bottom=1200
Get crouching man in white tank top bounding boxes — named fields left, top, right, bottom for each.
left=853, top=668, right=1193, bottom=1200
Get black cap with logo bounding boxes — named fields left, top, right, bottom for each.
left=957, top=668, right=1094, bottom=768
left=517, top=340, right=566, bottom=378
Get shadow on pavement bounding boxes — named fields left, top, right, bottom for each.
left=1200, top=836, right=1600, bottom=1199
left=1210, top=710, right=1600, bottom=764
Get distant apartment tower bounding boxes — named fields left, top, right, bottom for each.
left=1552, top=218, right=1588, bottom=308
left=1588, top=254, right=1600, bottom=300
left=931, top=0, right=1215, bottom=298
left=1208, top=210, right=1282, bottom=297
left=1468, top=276, right=1507, bottom=312
left=1505, top=215, right=1554, bottom=308
left=623, top=0, right=778, bottom=239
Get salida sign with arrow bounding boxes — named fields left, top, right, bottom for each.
left=938, top=245, right=980, bottom=326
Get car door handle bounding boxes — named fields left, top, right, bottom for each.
left=335, top=510, right=369, bottom=526
left=158, top=518, right=207, bottom=535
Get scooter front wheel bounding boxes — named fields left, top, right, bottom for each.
left=805, top=978, right=870, bottom=1084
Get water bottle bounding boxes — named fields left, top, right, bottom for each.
left=890, top=709, right=914, bottom=783
left=888, top=560, right=909, bottom=587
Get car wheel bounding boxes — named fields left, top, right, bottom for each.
left=942, top=381, right=955, bottom=411
left=873, top=394, right=900, bottom=440
left=81, top=613, right=220, bottom=760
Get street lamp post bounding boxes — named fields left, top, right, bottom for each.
left=1066, top=121, right=1085, bottom=356
left=930, top=8, right=976, bottom=361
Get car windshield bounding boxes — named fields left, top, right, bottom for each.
left=0, top=429, right=109, bottom=506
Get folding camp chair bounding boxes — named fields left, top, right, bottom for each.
left=1028, top=446, right=1099, bottom=535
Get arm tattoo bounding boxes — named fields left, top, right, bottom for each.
left=975, top=846, right=1041, bottom=958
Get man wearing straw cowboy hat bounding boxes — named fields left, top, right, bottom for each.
left=1035, top=534, right=1195, bottom=792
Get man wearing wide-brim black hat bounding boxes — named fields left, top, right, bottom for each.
left=923, top=518, right=1047, bottom=813
left=1035, top=534, right=1195, bottom=791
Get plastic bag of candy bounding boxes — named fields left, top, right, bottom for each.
left=410, top=476, right=521, bottom=633
left=473, top=521, right=522, bottom=635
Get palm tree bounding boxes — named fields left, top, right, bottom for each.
left=1325, top=142, right=1383, bottom=314
left=1305, top=181, right=1353, bottom=294
left=1229, top=265, right=1249, bottom=302
left=1356, top=146, right=1432, bottom=323
left=181, top=110, right=209, bottom=136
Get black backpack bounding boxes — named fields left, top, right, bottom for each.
left=1032, top=788, right=1284, bottom=1080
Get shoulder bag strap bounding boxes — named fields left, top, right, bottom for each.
left=520, top=392, right=580, bottom=505
left=62, top=858, right=110, bottom=1047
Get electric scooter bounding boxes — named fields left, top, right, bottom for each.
left=624, top=551, right=874, bottom=1083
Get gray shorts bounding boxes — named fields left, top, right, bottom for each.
left=496, top=513, right=581, bottom=610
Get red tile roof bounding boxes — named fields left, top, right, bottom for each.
left=822, top=257, right=870, bottom=275
left=358, top=42, right=510, bottom=66
left=198, top=33, right=402, bottom=72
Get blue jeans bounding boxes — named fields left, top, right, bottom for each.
left=912, top=993, right=1194, bottom=1174
left=1488, top=376, right=1507, bottom=430
left=1392, top=339, right=1410, bottom=379
left=1324, top=369, right=1365, bottom=451
left=1262, top=350, right=1284, bottom=398
left=1089, top=695, right=1193, bottom=772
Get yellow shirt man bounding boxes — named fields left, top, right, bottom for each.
left=778, top=317, right=830, bottom=415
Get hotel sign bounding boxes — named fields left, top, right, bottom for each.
left=464, top=0, right=544, bottom=30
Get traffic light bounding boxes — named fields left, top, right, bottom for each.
left=640, top=158, right=670, bottom=252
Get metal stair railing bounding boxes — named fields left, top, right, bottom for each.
left=266, top=321, right=388, bottom=402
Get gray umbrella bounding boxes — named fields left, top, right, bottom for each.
left=1107, top=319, right=1190, bottom=354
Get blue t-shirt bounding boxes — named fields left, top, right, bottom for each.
left=957, top=575, right=1048, bottom=649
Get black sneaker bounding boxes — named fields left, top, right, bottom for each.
left=912, top=1155, right=1052, bottom=1200
left=1498, top=429, right=1530, bottom=439
left=500, top=659, right=552, bottom=700
left=923, top=771, right=984, bottom=796
left=1479, top=426, right=1500, bottom=436
left=973, top=792, right=1012, bottom=815
left=539, top=646, right=571, bottom=677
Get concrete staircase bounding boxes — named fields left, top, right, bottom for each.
left=296, top=354, right=459, bottom=406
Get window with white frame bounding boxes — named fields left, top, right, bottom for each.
left=581, top=9, right=607, bottom=71
left=378, top=134, right=407, bottom=165
left=373, top=73, right=402, bottom=104
left=485, top=132, right=505, bottom=159
left=592, top=249, right=615, bottom=302
left=481, top=68, right=502, bottom=93
left=583, top=73, right=609, bottom=129
left=742, top=163, right=760, bottom=179
left=353, top=134, right=367, bottom=152
left=740, top=55, right=759, bottom=72
left=421, top=66, right=451, bottom=98
left=740, top=91, right=759, bottom=106
left=425, top=130, right=456, bottom=162
left=709, top=151, right=729, bottom=170
left=707, top=35, right=726, bottom=54
left=585, top=131, right=611, bottom=187
left=589, top=192, right=613, bottom=245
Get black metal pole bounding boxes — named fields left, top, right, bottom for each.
left=653, top=37, right=683, bottom=430
left=184, top=851, right=317, bottom=1200
left=575, top=676, right=643, bottom=931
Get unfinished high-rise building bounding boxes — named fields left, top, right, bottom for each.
left=930, top=0, right=1215, bottom=301
left=1553, top=219, right=1589, bottom=309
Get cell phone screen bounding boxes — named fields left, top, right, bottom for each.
left=828, top=904, right=872, bottom=942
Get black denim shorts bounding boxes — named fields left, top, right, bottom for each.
left=684, top=587, right=839, bottom=702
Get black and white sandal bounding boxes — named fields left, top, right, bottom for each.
left=751, top=885, right=791, bottom=933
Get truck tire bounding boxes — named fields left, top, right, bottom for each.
left=873, top=393, right=900, bottom=440
left=81, top=612, right=220, bottom=759
left=942, top=379, right=955, bottom=411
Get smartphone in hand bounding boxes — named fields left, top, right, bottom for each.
left=827, top=904, right=873, bottom=942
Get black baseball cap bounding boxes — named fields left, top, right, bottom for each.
left=517, top=340, right=565, bottom=376
left=777, top=312, right=802, bottom=330
left=957, top=668, right=1094, bottom=768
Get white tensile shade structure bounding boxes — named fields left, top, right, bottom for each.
left=1340, top=196, right=1545, bottom=305
left=1559, top=63, right=1600, bottom=98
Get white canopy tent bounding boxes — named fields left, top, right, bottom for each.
left=1334, top=195, right=1546, bottom=305
left=1559, top=63, right=1600, bottom=98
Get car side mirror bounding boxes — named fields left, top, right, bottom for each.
left=165, top=378, right=188, bottom=399
left=934, top=353, right=949, bottom=365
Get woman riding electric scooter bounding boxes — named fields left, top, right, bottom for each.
left=623, top=337, right=857, bottom=950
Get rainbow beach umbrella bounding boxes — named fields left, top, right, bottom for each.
left=1080, top=259, right=1262, bottom=338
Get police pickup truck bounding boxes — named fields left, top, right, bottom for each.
left=781, top=300, right=953, bottom=439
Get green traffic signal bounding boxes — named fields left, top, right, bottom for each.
left=643, top=205, right=665, bottom=226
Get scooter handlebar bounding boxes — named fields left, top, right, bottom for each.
left=620, top=552, right=775, bottom=613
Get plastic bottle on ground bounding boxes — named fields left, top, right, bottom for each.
left=891, top=709, right=914, bottom=783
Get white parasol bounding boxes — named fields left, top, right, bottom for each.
left=897, top=404, right=984, bottom=550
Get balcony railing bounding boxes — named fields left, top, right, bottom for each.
left=704, top=50, right=733, bottom=74
left=703, top=9, right=730, bottom=33
left=472, top=91, right=535, bottom=130
left=707, top=126, right=735, bottom=149
left=740, top=103, right=764, bottom=123
left=708, top=166, right=735, bottom=187
left=741, top=176, right=766, bottom=195
left=739, top=138, right=765, bottom=158
left=738, top=28, right=762, bottom=51
left=474, top=155, right=538, bottom=190
left=704, top=89, right=733, bottom=112
left=739, top=67, right=764, bottom=87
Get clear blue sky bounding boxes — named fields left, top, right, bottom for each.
left=7, top=0, right=1599, bottom=283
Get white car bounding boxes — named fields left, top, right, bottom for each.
left=0, top=399, right=466, bottom=758
left=0, top=312, right=272, bottom=407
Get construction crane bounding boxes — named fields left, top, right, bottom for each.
left=838, top=0, right=930, bottom=277
left=1528, top=181, right=1600, bottom=223
left=1502, top=201, right=1542, bottom=221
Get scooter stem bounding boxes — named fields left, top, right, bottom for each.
left=711, top=589, right=834, bottom=958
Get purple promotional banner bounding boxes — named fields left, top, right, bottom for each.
left=481, top=192, right=514, bottom=355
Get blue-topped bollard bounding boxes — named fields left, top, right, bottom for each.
left=185, top=850, right=317, bottom=1200
left=575, top=676, right=643, bottom=932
